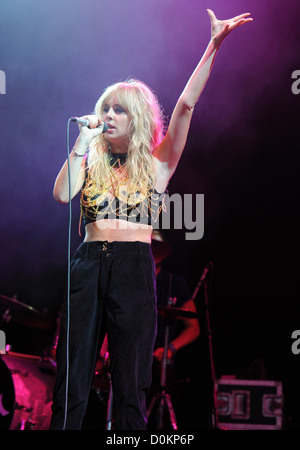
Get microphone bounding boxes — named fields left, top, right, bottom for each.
left=199, top=262, right=213, bottom=283
left=190, top=262, right=214, bottom=302
left=71, top=117, right=109, bottom=133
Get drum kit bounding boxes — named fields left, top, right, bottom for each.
left=0, top=232, right=210, bottom=430
left=0, top=294, right=56, bottom=430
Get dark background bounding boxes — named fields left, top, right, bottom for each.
left=0, top=0, right=299, bottom=430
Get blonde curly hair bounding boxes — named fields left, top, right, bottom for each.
left=86, top=78, right=165, bottom=195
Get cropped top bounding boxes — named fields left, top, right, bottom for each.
left=80, top=157, right=166, bottom=227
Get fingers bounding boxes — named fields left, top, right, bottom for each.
left=81, top=114, right=101, bottom=129
left=77, top=115, right=105, bottom=144
left=232, top=12, right=252, bottom=22
left=207, top=9, right=253, bottom=26
left=153, top=348, right=164, bottom=362
left=228, top=17, right=253, bottom=32
left=207, top=8, right=216, bottom=21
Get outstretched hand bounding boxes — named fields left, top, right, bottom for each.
left=207, top=9, right=253, bottom=48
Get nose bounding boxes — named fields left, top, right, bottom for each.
left=103, top=107, right=114, bottom=121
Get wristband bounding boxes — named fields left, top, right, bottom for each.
left=168, top=343, right=176, bottom=358
left=72, top=148, right=86, bottom=158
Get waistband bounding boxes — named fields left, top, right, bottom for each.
left=78, top=240, right=152, bottom=257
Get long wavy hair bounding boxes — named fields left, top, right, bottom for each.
left=86, top=78, right=165, bottom=196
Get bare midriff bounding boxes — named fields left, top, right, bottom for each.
left=84, top=219, right=153, bottom=244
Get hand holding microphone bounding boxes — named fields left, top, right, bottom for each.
left=71, top=115, right=109, bottom=133
left=71, top=115, right=108, bottom=149
left=70, top=115, right=109, bottom=157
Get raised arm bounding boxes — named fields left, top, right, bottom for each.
left=153, top=9, right=253, bottom=189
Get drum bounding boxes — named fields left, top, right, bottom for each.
left=0, top=351, right=56, bottom=430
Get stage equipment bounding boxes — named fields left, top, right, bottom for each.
left=147, top=300, right=199, bottom=430
left=215, top=377, right=284, bottom=430
left=0, top=351, right=56, bottom=430
left=0, top=295, right=52, bottom=329
left=188, top=262, right=218, bottom=428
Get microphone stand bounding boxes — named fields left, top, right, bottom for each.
left=203, top=279, right=219, bottom=429
left=190, top=263, right=219, bottom=429
left=147, top=275, right=178, bottom=430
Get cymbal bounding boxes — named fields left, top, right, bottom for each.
left=0, top=295, right=52, bottom=329
left=157, top=306, right=199, bottom=320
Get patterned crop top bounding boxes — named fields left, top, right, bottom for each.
left=80, top=160, right=166, bottom=227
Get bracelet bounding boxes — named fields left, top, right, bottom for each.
left=168, top=343, right=177, bottom=358
left=72, top=148, right=86, bottom=157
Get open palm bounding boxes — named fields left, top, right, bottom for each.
left=207, top=9, right=253, bottom=47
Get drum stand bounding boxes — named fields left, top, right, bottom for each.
left=105, top=375, right=113, bottom=430
left=105, top=322, right=179, bottom=431
left=190, top=263, right=219, bottom=429
left=147, top=314, right=178, bottom=430
left=203, top=279, right=219, bottom=429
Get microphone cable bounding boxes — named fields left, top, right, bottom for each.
left=62, top=117, right=73, bottom=430
left=62, top=117, right=107, bottom=429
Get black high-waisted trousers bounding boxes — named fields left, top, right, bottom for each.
left=50, top=240, right=157, bottom=430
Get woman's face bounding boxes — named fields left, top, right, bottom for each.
left=101, top=95, right=131, bottom=151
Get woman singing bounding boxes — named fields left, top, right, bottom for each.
left=50, top=9, right=252, bottom=430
